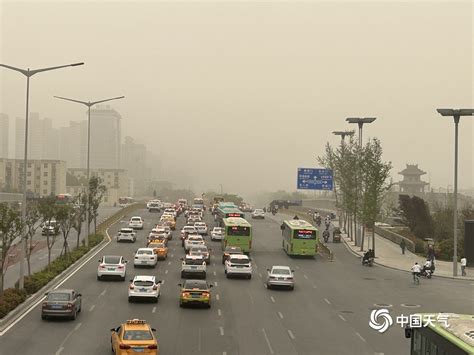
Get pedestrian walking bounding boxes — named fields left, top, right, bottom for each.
left=460, top=256, right=467, bottom=276
left=427, top=245, right=435, bottom=261
left=400, top=239, right=406, bottom=255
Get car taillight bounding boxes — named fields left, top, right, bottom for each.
left=202, top=292, right=209, bottom=298
left=182, top=292, right=190, bottom=297
left=148, top=344, right=158, bottom=349
left=119, top=344, right=131, bottom=349
left=67, top=303, right=73, bottom=309
left=287, top=277, right=293, bottom=280
left=99, top=264, right=106, bottom=269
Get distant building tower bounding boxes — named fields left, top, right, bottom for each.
left=398, top=164, right=429, bottom=194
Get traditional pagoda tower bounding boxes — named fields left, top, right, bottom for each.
left=398, top=164, right=429, bottom=194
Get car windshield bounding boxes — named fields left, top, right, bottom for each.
left=131, top=218, right=141, bottom=222
left=272, top=268, right=291, bottom=275
left=48, top=292, right=71, bottom=301
left=213, top=228, right=223, bottom=233
left=123, top=330, right=153, bottom=341
left=103, top=256, right=121, bottom=264
left=120, top=229, right=133, bottom=233
left=138, top=250, right=153, bottom=255
left=230, top=258, right=249, bottom=264
left=183, top=280, right=207, bottom=290
left=134, top=280, right=154, bottom=287
left=254, top=209, right=263, bottom=213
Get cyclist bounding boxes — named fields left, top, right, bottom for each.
left=411, top=262, right=422, bottom=283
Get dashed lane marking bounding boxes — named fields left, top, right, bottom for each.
left=214, top=281, right=218, bottom=287
left=165, top=270, right=169, bottom=274
left=152, top=307, right=156, bottom=313
left=168, top=261, right=171, bottom=265
left=262, top=328, right=275, bottom=354
left=258, top=273, right=262, bottom=278
left=356, top=332, right=367, bottom=343
left=219, top=326, right=224, bottom=336
left=324, top=298, right=331, bottom=304
left=338, top=314, right=347, bottom=322
left=277, top=312, right=283, bottom=319
left=270, top=296, right=275, bottom=303
left=89, top=305, right=95, bottom=312
left=216, top=294, right=220, bottom=301
left=218, top=309, right=222, bottom=316
left=287, top=330, right=296, bottom=340
left=99, top=288, right=107, bottom=297
left=303, top=274, right=308, bottom=279
left=55, top=347, right=64, bottom=355
left=213, top=271, right=217, bottom=276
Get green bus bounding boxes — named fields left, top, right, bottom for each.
left=281, top=219, right=318, bottom=256
left=222, top=217, right=252, bottom=253
left=216, top=206, right=245, bottom=227
left=405, top=313, right=474, bottom=355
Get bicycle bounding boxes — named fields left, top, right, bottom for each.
left=412, top=272, right=420, bottom=285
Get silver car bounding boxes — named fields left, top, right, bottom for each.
left=116, top=228, right=136, bottom=243
left=41, top=289, right=82, bottom=320
left=266, top=266, right=295, bottom=290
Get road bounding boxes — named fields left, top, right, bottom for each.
left=3, top=206, right=121, bottom=290
left=1, top=208, right=472, bottom=355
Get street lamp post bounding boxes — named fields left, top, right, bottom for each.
left=345, top=117, right=377, bottom=253
left=0, top=62, right=84, bottom=289
left=54, top=95, right=125, bottom=247
left=436, top=108, right=474, bottom=276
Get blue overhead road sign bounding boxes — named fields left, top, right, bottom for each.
left=297, top=168, right=333, bottom=190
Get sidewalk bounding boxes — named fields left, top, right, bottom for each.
left=341, top=231, right=474, bottom=281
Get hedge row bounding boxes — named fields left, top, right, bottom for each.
left=0, top=233, right=104, bottom=319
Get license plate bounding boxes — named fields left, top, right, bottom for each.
left=141, top=261, right=147, bottom=264
left=190, top=266, right=197, bottom=269
left=107, top=268, right=115, bottom=271
left=191, top=294, right=201, bottom=298
left=278, top=277, right=284, bottom=280
left=139, top=288, right=147, bottom=292
left=51, top=305, right=62, bottom=309
left=132, top=348, right=145, bottom=353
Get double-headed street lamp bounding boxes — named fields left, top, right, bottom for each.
left=436, top=108, right=474, bottom=276
left=54, top=96, right=125, bottom=247
left=345, top=117, right=377, bottom=147
left=0, top=62, right=84, bottom=289
left=332, top=130, right=355, bottom=144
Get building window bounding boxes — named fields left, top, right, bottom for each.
left=27, top=172, right=32, bottom=177
left=28, top=163, right=32, bottom=168
left=43, top=189, right=47, bottom=195
left=44, top=172, right=48, bottom=177
left=44, top=163, right=48, bottom=168
left=27, top=180, right=31, bottom=185
left=43, top=181, right=48, bottom=185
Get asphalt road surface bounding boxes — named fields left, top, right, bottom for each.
left=1, top=209, right=472, bottom=355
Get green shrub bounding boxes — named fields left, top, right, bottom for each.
left=0, top=288, right=28, bottom=318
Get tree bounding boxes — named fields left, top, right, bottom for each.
left=0, top=203, right=23, bottom=293
left=56, top=204, right=77, bottom=258
left=72, top=193, right=87, bottom=249
left=23, top=201, right=42, bottom=276
left=38, top=197, right=60, bottom=268
left=398, top=195, right=434, bottom=240
left=88, top=176, right=107, bottom=234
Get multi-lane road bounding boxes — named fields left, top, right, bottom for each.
left=1, top=208, right=472, bottom=355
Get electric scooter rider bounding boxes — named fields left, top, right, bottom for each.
left=362, top=249, right=374, bottom=265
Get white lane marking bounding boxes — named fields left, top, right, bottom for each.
left=258, top=273, right=262, bottom=278
left=213, top=271, right=217, bottom=276
left=89, top=305, right=95, bottom=312
left=338, top=314, right=347, bottom=322
left=0, top=219, right=116, bottom=336
left=167, top=261, right=171, bottom=265
left=287, top=329, right=296, bottom=340
left=223, top=352, right=227, bottom=355
left=216, top=294, right=220, bottom=301
left=99, top=288, right=107, bottom=297
left=165, top=270, right=169, bottom=274
left=218, top=309, right=222, bottom=316
left=277, top=311, right=284, bottom=319
left=161, top=280, right=165, bottom=285
left=303, top=274, right=308, bottom=279
left=254, top=264, right=258, bottom=269
left=55, top=347, right=64, bottom=355
left=324, top=298, right=331, bottom=304
left=214, top=281, right=218, bottom=287
left=270, top=296, right=275, bottom=303
left=247, top=290, right=254, bottom=304
left=262, top=328, right=275, bottom=354
left=356, top=332, right=367, bottom=343
left=170, top=254, right=174, bottom=258
left=172, top=248, right=176, bottom=251
left=312, top=284, right=317, bottom=289
left=74, top=323, right=82, bottom=331
left=219, top=326, right=224, bottom=336
left=152, top=307, right=157, bottom=313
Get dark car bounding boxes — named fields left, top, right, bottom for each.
left=41, top=289, right=82, bottom=320
left=222, top=246, right=243, bottom=264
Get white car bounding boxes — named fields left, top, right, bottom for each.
left=210, top=227, right=224, bottom=241
left=194, top=222, right=208, bottom=235
left=133, top=248, right=158, bottom=268
left=97, top=255, right=127, bottom=281
left=164, top=208, right=177, bottom=218
left=266, top=265, right=295, bottom=290
left=128, top=275, right=161, bottom=303
left=184, top=235, right=205, bottom=252
left=225, top=254, right=252, bottom=279
left=116, top=228, right=136, bottom=243
left=181, top=254, right=206, bottom=279
left=128, top=216, right=144, bottom=230
left=251, top=209, right=265, bottom=219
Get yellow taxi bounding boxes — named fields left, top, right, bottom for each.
left=148, top=235, right=167, bottom=247
left=160, top=217, right=176, bottom=230
left=110, top=319, right=159, bottom=354
left=147, top=241, right=168, bottom=260
left=178, top=280, right=213, bottom=308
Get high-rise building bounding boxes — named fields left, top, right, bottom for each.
left=15, top=113, right=59, bottom=160
left=89, top=105, right=122, bottom=169
left=121, top=136, right=147, bottom=195
left=59, top=120, right=87, bottom=168
left=0, top=113, right=9, bottom=158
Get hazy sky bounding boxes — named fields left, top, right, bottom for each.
left=1, top=1, right=472, bottom=197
